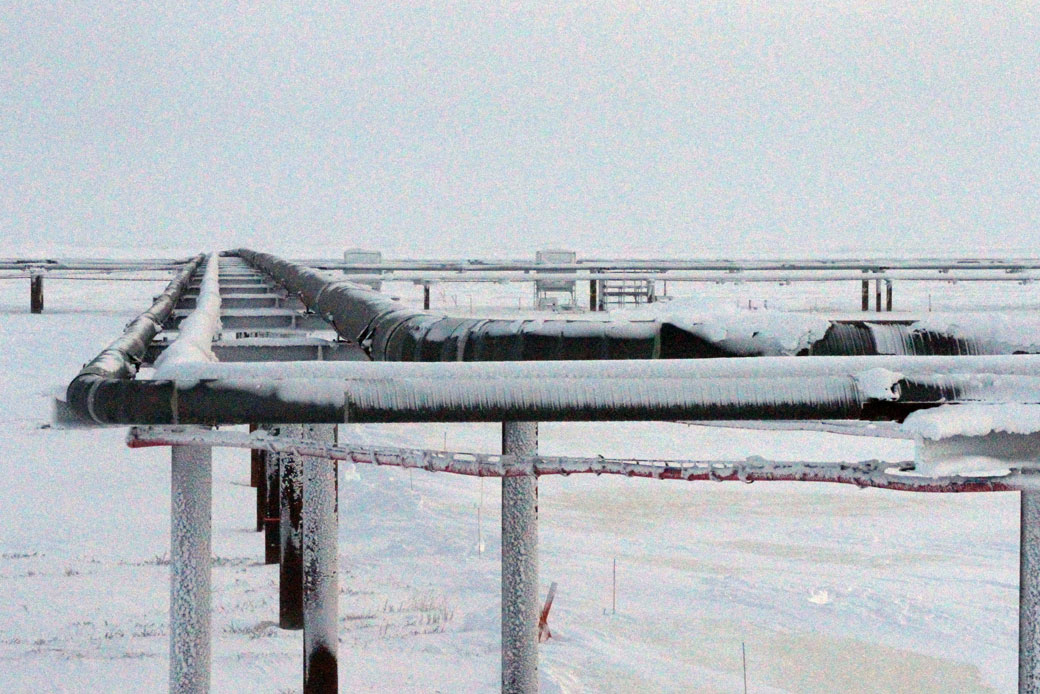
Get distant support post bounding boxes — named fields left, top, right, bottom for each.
left=885, top=279, right=893, bottom=312
left=861, top=277, right=869, bottom=311
left=1021, top=490, right=1040, bottom=693
left=589, top=279, right=599, bottom=312
left=303, top=424, right=339, bottom=693
left=423, top=284, right=431, bottom=310
left=502, top=421, right=539, bottom=694
left=30, top=274, right=43, bottom=314
left=170, top=438, right=212, bottom=694
left=280, top=423, right=304, bottom=629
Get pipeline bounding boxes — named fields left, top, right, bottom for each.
left=237, top=249, right=1040, bottom=360
left=65, top=253, right=206, bottom=422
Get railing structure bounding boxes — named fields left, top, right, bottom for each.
left=58, top=249, right=1040, bottom=694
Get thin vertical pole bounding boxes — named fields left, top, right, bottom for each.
left=249, top=424, right=262, bottom=487
left=589, top=279, right=598, bottom=312
left=874, top=278, right=882, bottom=312
left=423, top=284, right=431, bottom=310
left=170, top=442, right=212, bottom=694
left=1021, top=490, right=1040, bottom=693
left=30, top=274, right=44, bottom=314
left=885, top=280, right=893, bottom=312
left=502, top=421, right=539, bottom=694
left=280, top=423, right=304, bottom=629
left=861, top=278, right=869, bottom=311
left=264, top=439, right=281, bottom=563
left=303, top=424, right=339, bottom=693
left=612, top=557, right=616, bottom=615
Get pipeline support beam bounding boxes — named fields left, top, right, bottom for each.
left=170, top=441, right=212, bottom=694
left=280, top=423, right=305, bottom=629
left=303, top=424, right=339, bottom=693
left=1022, top=490, right=1040, bottom=693
left=502, top=421, right=539, bottom=694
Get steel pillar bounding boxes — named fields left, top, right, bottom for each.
left=885, top=279, right=893, bottom=312
left=1022, top=490, right=1040, bottom=692
left=875, top=278, right=882, bottom=312
left=170, top=441, right=212, bottom=694
left=280, top=423, right=304, bottom=629
left=30, top=274, right=43, bottom=314
left=589, top=279, right=599, bottom=312
left=502, top=421, right=539, bottom=694
left=423, top=284, right=431, bottom=310
left=264, top=438, right=281, bottom=563
left=861, top=278, right=869, bottom=311
left=303, top=424, right=339, bottom=693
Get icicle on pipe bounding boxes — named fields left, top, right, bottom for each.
left=1023, top=490, right=1040, bottom=694
left=170, top=439, right=212, bottom=694
left=303, top=424, right=338, bottom=694
left=154, top=254, right=221, bottom=375
left=501, top=422, right=539, bottom=694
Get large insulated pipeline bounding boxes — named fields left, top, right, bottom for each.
left=237, top=249, right=1040, bottom=360
left=65, top=253, right=206, bottom=422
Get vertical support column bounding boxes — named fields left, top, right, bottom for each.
left=303, top=424, right=339, bottom=694
left=1021, top=490, right=1040, bottom=693
left=589, top=279, right=599, bottom=312
left=250, top=424, right=262, bottom=487
left=885, top=280, right=893, bottom=312
left=280, top=423, right=305, bottom=629
left=170, top=441, right=212, bottom=694
left=874, top=278, right=882, bottom=312
left=423, top=284, right=431, bottom=310
left=30, top=274, right=44, bottom=314
left=502, top=421, right=539, bottom=694
left=861, top=278, right=869, bottom=311
left=264, top=436, right=281, bottom=563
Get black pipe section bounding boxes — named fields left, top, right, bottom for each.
left=64, top=254, right=205, bottom=422
left=237, top=249, right=1039, bottom=361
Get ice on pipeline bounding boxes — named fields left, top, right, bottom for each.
left=154, top=254, right=221, bottom=374
left=903, top=404, right=1040, bottom=441
left=623, top=297, right=832, bottom=354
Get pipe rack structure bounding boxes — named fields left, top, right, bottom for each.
left=59, top=248, right=1040, bottom=694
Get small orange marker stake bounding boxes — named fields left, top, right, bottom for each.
left=538, top=582, right=558, bottom=643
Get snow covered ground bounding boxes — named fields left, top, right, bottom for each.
left=0, top=260, right=1026, bottom=692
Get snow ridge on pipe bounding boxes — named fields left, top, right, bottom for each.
left=154, top=254, right=221, bottom=374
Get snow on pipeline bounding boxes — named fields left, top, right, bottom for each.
left=0, top=251, right=1028, bottom=693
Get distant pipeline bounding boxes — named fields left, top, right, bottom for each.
left=236, top=249, right=1037, bottom=361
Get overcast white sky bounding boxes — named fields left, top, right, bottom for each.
left=2, top=2, right=1038, bottom=258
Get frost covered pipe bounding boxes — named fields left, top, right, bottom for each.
left=237, top=249, right=1040, bottom=361
left=154, top=255, right=220, bottom=374
left=130, top=426, right=1025, bottom=492
left=170, top=439, right=212, bottom=694
left=501, top=422, right=539, bottom=694
left=64, top=253, right=205, bottom=421
left=73, top=370, right=1040, bottom=426
left=302, top=424, right=338, bottom=694
left=1023, top=491, right=1040, bottom=693
left=279, top=423, right=305, bottom=630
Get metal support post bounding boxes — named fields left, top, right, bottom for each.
left=280, top=423, right=305, bottom=629
left=589, top=279, right=598, bottom=312
left=502, top=421, right=539, bottom=694
left=170, top=440, right=212, bottom=694
left=861, top=278, right=869, bottom=311
left=1021, top=490, right=1040, bottom=692
left=250, top=423, right=262, bottom=488
left=30, top=274, right=44, bottom=314
left=303, top=424, right=339, bottom=693
left=264, top=437, right=281, bottom=563
left=885, top=280, right=893, bottom=312
left=423, top=284, right=431, bottom=310
left=875, top=278, right=882, bottom=312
